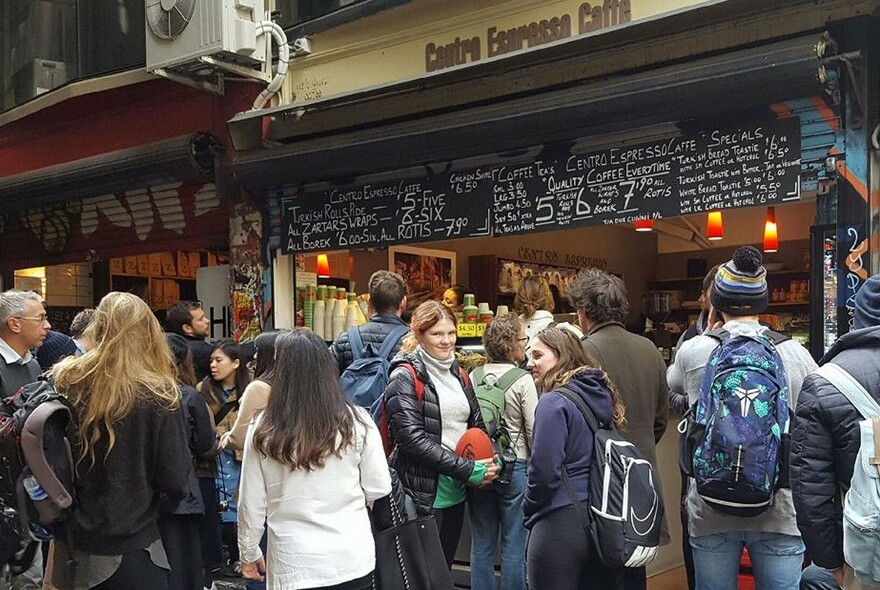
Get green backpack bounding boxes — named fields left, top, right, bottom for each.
left=471, top=366, right=528, bottom=451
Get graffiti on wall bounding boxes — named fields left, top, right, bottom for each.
left=1, top=182, right=228, bottom=270
left=230, top=201, right=264, bottom=341
left=844, top=226, right=868, bottom=331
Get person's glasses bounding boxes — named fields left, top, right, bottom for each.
left=518, top=336, right=529, bottom=344
left=15, top=314, right=48, bottom=323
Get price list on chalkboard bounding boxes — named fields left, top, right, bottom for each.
left=492, top=117, right=801, bottom=235
left=280, top=117, right=802, bottom=252
left=282, top=174, right=493, bottom=253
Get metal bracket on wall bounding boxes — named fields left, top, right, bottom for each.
left=820, top=51, right=866, bottom=128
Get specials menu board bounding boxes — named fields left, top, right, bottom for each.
left=281, top=117, right=801, bottom=252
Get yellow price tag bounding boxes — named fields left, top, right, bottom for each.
left=458, top=323, right=477, bottom=338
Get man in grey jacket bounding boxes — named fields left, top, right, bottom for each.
left=0, top=289, right=49, bottom=590
left=668, top=246, right=817, bottom=590
left=568, top=269, right=668, bottom=590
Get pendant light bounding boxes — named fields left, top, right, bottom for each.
left=316, top=254, right=331, bottom=278
left=634, top=219, right=653, bottom=232
left=706, top=211, right=724, bottom=241
left=763, top=206, right=779, bottom=253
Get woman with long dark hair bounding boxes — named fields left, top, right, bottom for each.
left=221, top=332, right=279, bottom=590
left=524, top=327, right=627, bottom=590
left=197, top=342, right=252, bottom=576
left=237, top=330, right=391, bottom=589
left=221, top=331, right=279, bottom=452
left=383, top=300, right=499, bottom=567
left=46, top=292, right=190, bottom=590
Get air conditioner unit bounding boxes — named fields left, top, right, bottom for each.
left=145, top=0, right=266, bottom=75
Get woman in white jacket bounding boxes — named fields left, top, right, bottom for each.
left=237, top=329, right=391, bottom=589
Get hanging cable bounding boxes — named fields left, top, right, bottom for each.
left=252, top=20, right=290, bottom=110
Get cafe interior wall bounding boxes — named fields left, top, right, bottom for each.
left=349, top=223, right=657, bottom=321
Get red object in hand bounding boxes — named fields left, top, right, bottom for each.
left=456, top=428, right=494, bottom=460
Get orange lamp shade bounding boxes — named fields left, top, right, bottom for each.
left=316, top=254, right=331, bottom=278
left=763, top=207, right=779, bottom=253
left=634, top=219, right=653, bottom=232
left=707, top=211, right=724, bottom=241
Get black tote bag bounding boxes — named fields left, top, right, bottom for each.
left=373, top=497, right=453, bottom=590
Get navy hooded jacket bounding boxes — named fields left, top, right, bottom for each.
left=523, top=368, right=614, bottom=529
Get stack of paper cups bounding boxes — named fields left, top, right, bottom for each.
left=332, top=298, right=346, bottom=340
left=324, top=297, right=335, bottom=339
left=345, top=302, right=358, bottom=330
left=313, top=300, right=326, bottom=340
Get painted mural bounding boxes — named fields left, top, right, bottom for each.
left=229, top=200, right=265, bottom=341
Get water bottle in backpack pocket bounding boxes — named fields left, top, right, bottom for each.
left=679, top=329, right=791, bottom=517
left=814, top=363, right=880, bottom=585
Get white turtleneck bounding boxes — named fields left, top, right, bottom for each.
left=418, top=346, right=471, bottom=451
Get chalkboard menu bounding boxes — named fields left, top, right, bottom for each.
left=281, top=117, right=801, bottom=252
left=282, top=176, right=493, bottom=252
left=492, top=117, right=801, bottom=235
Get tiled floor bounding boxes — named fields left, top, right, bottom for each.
left=649, top=566, right=689, bottom=590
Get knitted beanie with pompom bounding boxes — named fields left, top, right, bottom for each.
left=711, top=246, right=768, bottom=316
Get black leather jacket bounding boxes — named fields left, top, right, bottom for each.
left=383, top=351, right=485, bottom=513
left=329, top=313, right=408, bottom=374
left=791, top=325, right=880, bottom=569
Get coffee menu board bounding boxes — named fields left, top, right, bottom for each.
left=281, top=117, right=801, bottom=252
left=282, top=176, right=494, bottom=252
left=492, top=117, right=801, bottom=235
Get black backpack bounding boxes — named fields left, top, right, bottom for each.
left=556, top=386, right=664, bottom=569
left=0, top=380, right=76, bottom=567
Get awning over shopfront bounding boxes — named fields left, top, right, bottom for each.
left=231, top=32, right=825, bottom=194
left=0, top=132, right=219, bottom=214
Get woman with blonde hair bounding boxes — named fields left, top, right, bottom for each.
left=383, top=300, right=499, bottom=568
left=47, top=292, right=191, bottom=590
left=515, top=276, right=581, bottom=360
left=524, top=327, right=626, bottom=590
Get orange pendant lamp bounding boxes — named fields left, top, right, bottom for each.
left=763, top=207, right=779, bottom=253
left=634, top=219, right=653, bottom=232
left=316, top=254, right=331, bottom=278
left=706, top=211, right=724, bottom=241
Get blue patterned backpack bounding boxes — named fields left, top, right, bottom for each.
left=680, top=328, right=790, bottom=516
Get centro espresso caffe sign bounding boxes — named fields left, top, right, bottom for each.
left=424, top=0, right=633, bottom=72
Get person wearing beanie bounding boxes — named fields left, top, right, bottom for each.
left=792, top=272, right=880, bottom=589
left=667, top=246, right=817, bottom=590
left=711, top=246, right=769, bottom=316
left=36, top=330, right=78, bottom=372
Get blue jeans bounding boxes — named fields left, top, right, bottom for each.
left=690, top=531, right=805, bottom=590
left=469, top=460, right=528, bottom=590
left=800, top=564, right=840, bottom=590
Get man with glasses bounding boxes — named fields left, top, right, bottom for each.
left=0, top=289, right=49, bottom=590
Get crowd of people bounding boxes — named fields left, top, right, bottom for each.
left=0, top=247, right=877, bottom=590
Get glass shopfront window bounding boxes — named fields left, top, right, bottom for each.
left=1, top=0, right=144, bottom=113
left=276, top=0, right=364, bottom=27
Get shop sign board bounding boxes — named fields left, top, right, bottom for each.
left=281, top=116, right=801, bottom=252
